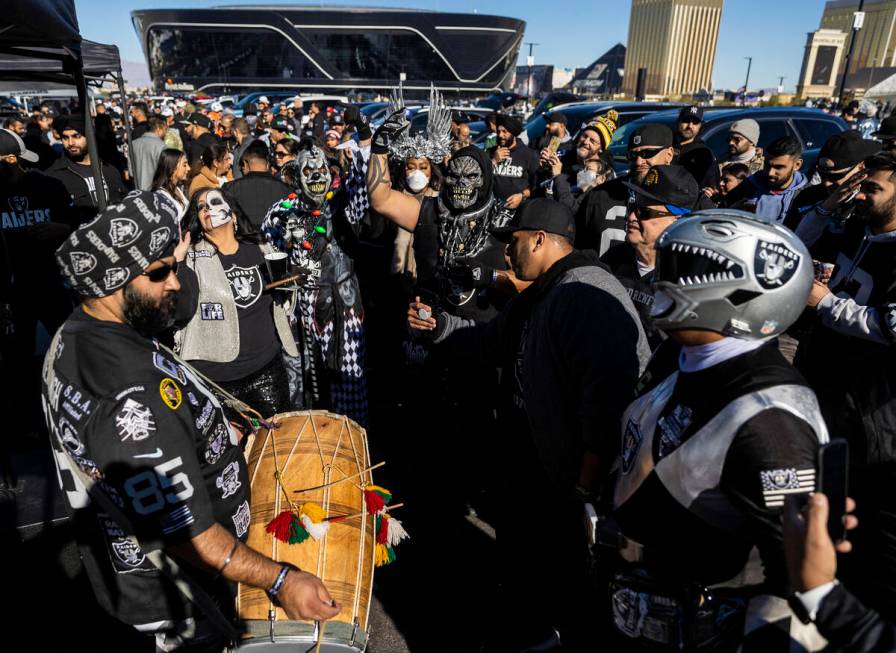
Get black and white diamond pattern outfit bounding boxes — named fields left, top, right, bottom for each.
left=261, top=153, right=368, bottom=426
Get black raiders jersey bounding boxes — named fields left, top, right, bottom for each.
left=41, top=308, right=250, bottom=626
left=613, top=341, right=826, bottom=593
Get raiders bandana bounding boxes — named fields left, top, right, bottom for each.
left=56, top=191, right=180, bottom=298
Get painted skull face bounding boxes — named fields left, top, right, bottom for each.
left=445, top=155, right=484, bottom=210
left=296, top=146, right=332, bottom=206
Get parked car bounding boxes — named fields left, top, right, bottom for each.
left=529, top=92, right=586, bottom=118
left=231, top=92, right=348, bottom=117
left=477, top=92, right=520, bottom=111
left=407, top=106, right=496, bottom=136
left=520, top=101, right=690, bottom=148
left=606, top=106, right=848, bottom=176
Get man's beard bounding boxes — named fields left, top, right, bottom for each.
left=66, top=147, right=88, bottom=163
left=856, top=194, right=896, bottom=230
left=123, top=285, right=177, bottom=336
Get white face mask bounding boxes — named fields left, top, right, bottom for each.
left=205, top=190, right=233, bottom=228
left=406, top=169, right=430, bottom=193
left=577, top=169, right=598, bottom=189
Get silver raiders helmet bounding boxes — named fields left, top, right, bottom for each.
left=651, top=210, right=814, bottom=339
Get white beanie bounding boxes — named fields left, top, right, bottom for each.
left=729, top=119, right=760, bottom=146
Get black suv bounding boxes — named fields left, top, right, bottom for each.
left=607, top=106, right=848, bottom=175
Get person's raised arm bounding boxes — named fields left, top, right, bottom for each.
left=365, top=110, right=424, bottom=232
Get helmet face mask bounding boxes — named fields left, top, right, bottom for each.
left=651, top=210, right=813, bottom=340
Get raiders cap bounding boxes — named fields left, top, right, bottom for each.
left=628, top=123, right=674, bottom=150
left=624, top=165, right=699, bottom=211
left=490, top=198, right=576, bottom=242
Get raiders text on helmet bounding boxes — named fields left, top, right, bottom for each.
left=650, top=210, right=813, bottom=339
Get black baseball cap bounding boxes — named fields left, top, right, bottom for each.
left=179, top=112, right=213, bottom=130
left=490, top=198, right=576, bottom=242
left=0, top=128, right=38, bottom=163
left=270, top=116, right=293, bottom=132
left=628, top=123, right=674, bottom=150
left=873, top=115, right=896, bottom=140
left=678, top=105, right=703, bottom=122
left=817, top=131, right=880, bottom=172
left=623, top=165, right=699, bottom=211
left=329, top=113, right=345, bottom=125
left=543, top=111, right=567, bottom=126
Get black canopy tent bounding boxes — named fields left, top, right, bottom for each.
left=0, top=0, right=114, bottom=210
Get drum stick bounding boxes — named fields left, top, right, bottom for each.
left=292, top=461, right=386, bottom=494
left=326, top=502, right=405, bottom=522
left=264, top=274, right=303, bottom=291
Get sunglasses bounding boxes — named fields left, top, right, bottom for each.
left=627, top=147, right=666, bottom=162
left=274, top=151, right=290, bottom=158
left=628, top=204, right=681, bottom=220
left=141, top=260, right=178, bottom=283
left=818, top=168, right=851, bottom=183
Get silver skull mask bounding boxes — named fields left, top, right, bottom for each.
left=445, top=155, right=484, bottom=210
left=295, top=146, right=332, bottom=207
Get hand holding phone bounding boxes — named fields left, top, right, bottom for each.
left=818, top=439, right=849, bottom=543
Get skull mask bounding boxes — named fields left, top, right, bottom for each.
left=445, top=155, right=484, bottom=210
left=294, top=145, right=332, bottom=207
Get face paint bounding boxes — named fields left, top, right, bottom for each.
left=206, top=190, right=232, bottom=228
left=406, top=169, right=430, bottom=193
left=295, top=145, right=332, bottom=207
left=445, top=155, right=483, bottom=210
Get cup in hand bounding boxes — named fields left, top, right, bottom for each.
left=813, top=260, right=835, bottom=286
left=262, top=252, right=290, bottom=284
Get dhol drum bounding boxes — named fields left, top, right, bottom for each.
left=238, top=410, right=377, bottom=652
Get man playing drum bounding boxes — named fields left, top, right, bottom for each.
left=42, top=191, right=339, bottom=651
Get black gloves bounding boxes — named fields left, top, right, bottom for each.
left=371, top=109, right=409, bottom=155
left=447, top=259, right=495, bottom=290
left=343, top=105, right=372, bottom=140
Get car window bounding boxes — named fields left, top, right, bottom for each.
left=703, top=118, right=797, bottom=159
left=794, top=119, right=843, bottom=149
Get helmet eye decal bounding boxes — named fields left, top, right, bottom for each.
left=660, top=242, right=744, bottom=286
left=754, top=239, right=800, bottom=289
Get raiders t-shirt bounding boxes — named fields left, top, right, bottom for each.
left=190, top=244, right=280, bottom=382
left=614, top=341, right=821, bottom=593
left=489, top=142, right=539, bottom=201
left=41, top=308, right=250, bottom=626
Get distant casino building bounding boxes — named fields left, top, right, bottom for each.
left=131, top=6, right=525, bottom=94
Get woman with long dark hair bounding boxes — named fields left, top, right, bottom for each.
left=188, top=142, right=230, bottom=197
left=151, top=148, right=190, bottom=219
left=173, top=187, right=297, bottom=417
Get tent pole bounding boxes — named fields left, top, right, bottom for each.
left=73, top=55, right=107, bottom=212
left=116, top=70, right=135, bottom=179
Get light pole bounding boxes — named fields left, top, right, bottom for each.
left=837, top=0, right=866, bottom=108
left=525, top=42, right=539, bottom=107
left=742, top=57, right=752, bottom=107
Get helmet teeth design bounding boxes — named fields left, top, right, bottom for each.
left=667, top=241, right=744, bottom=286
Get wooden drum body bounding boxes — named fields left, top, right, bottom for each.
left=238, top=411, right=375, bottom=651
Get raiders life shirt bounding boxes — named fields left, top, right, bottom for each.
left=489, top=142, right=539, bottom=201
left=41, top=308, right=250, bottom=626
left=613, top=340, right=823, bottom=594
left=183, top=244, right=280, bottom=382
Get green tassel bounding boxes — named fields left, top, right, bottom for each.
left=288, top=513, right=310, bottom=544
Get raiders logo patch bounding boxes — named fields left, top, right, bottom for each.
left=205, top=423, right=228, bottom=464
left=760, top=467, right=815, bottom=508
left=232, top=500, right=251, bottom=538
left=755, top=239, right=800, bottom=289
left=159, top=378, right=182, bottom=410
left=200, top=302, right=225, bottom=320
left=216, top=461, right=243, bottom=499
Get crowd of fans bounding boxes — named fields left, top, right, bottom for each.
left=5, top=90, right=896, bottom=652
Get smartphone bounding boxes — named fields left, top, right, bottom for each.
left=546, top=136, right=562, bottom=154
left=818, top=439, right=849, bottom=542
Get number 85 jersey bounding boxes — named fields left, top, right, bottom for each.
left=40, top=308, right=250, bottom=627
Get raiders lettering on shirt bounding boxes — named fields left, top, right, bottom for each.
left=2, top=195, right=52, bottom=229
left=494, top=160, right=524, bottom=178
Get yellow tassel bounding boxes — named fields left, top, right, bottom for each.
left=299, top=502, right=326, bottom=523
left=375, top=543, right=395, bottom=567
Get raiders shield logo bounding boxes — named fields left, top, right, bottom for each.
left=111, top=539, right=145, bottom=568
left=9, top=196, right=28, bottom=212
left=70, top=251, right=97, bottom=276
left=104, top=267, right=130, bottom=290
left=755, top=239, right=799, bottom=289
left=225, top=265, right=263, bottom=309
left=149, top=226, right=171, bottom=253
left=109, top=217, right=141, bottom=247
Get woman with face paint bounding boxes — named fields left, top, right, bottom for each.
left=172, top=188, right=298, bottom=417
left=392, top=156, right=442, bottom=280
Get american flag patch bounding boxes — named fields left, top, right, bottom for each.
left=760, top=468, right=815, bottom=508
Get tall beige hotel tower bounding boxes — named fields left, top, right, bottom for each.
left=623, top=0, right=724, bottom=97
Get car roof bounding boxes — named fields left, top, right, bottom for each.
left=626, top=105, right=843, bottom=127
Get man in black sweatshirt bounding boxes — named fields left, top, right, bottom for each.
left=488, top=113, right=539, bottom=211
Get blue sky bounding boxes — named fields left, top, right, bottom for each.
left=74, top=0, right=832, bottom=91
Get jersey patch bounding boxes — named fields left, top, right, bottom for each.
left=760, top=468, right=815, bottom=508
left=232, top=500, right=251, bottom=538
left=116, top=398, right=156, bottom=442
left=205, top=423, right=228, bottom=464
left=215, top=461, right=242, bottom=499
left=200, top=302, right=225, bottom=320
left=657, top=404, right=693, bottom=458
left=159, top=378, right=182, bottom=410
left=152, top=352, right=188, bottom=385
left=621, top=418, right=643, bottom=474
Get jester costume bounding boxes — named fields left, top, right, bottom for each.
left=262, top=142, right=367, bottom=425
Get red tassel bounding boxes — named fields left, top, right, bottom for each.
left=266, top=510, right=294, bottom=542
left=365, top=490, right=386, bottom=514
left=377, top=514, right=389, bottom=544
